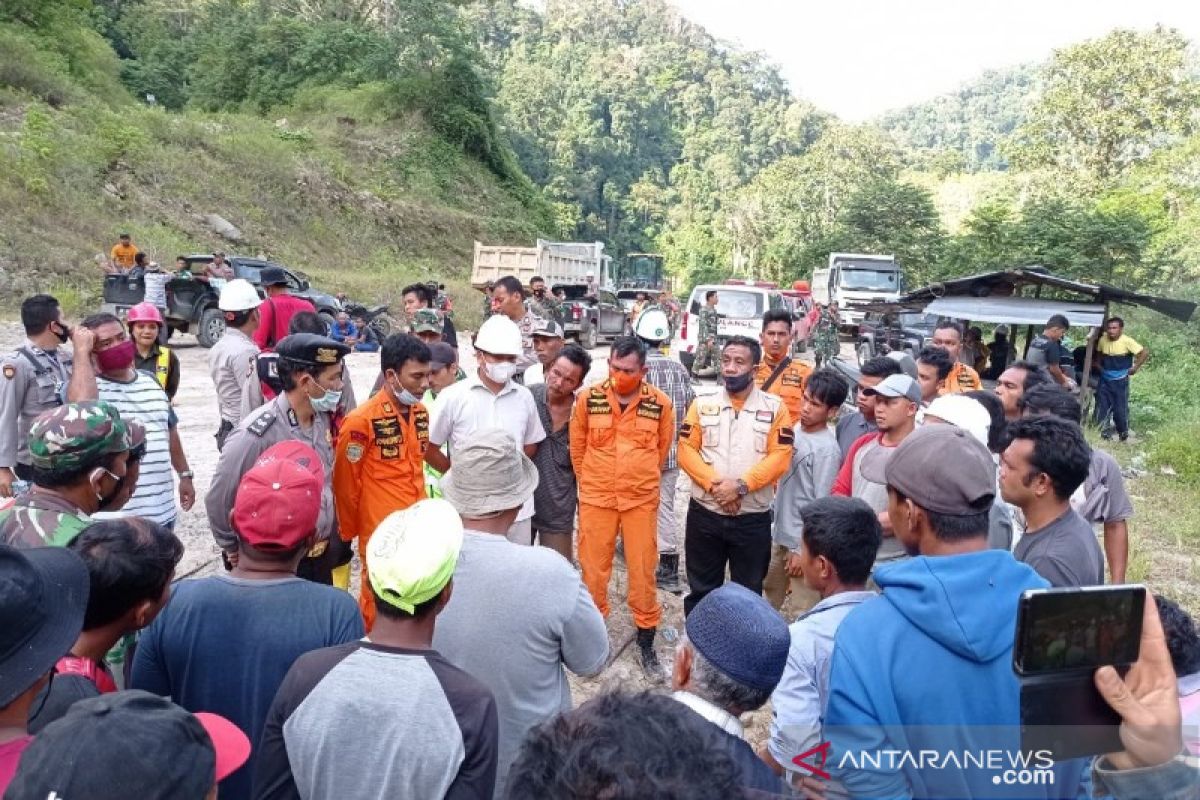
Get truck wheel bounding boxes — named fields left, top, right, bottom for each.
left=856, top=341, right=872, bottom=367
left=581, top=322, right=598, bottom=350
left=197, top=308, right=226, bottom=348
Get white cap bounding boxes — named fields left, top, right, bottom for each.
left=218, top=279, right=263, bottom=312
left=474, top=315, right=522, bottom=356
left=586, top=270, right=595, bottom=277
left=923, top=394, right=992, bottom=448
left=633, top=307, right=671, bottom=343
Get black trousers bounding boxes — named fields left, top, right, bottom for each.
left=683, top=499, right=772, bottom=616
left=1095, top=377, right=1130, bottom=435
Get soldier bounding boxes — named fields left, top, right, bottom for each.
left=690, top=290, right=719, bottom=379
left=208, top=279, right=263, bottom=450
left=333, top=334, right=431, bottom=629
left=403, top=283, right=458, bottom=349
left=207, top=333, right=350, bottom=584
left=410, top=308, right=444, bottom=348
left=0, top=402, right=144, bottom=548
left=527, top=275, right=558, bottom=322
left=0, top=295, right=75, bottom=497
left=813, top=302, right=840, bottom=368
left=481, top=280, right=496, bottom=321
left=755, top=307, right=811, bottom=425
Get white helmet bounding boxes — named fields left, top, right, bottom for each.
left=633, top=307, right=671, bottom=343
left=474, top=315, right=522, bottom=356
left=218, top=278, right=263, bottom=312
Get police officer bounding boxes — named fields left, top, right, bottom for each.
left=690, top=289, right=719, bottom=379
left=333, top=334, right=431, bottom=629
left=207, top=333, right=350, bottom=584
left=678, top=335, right=794, bottom=615
left=207, top=279, right=263, bottom=450
left=241, top=310, right=358, bottom=421
left=755, top=307, right=811, bottom=425
left=0, top=295, right=75, bottom=497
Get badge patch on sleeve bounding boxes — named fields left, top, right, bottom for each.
left=346, top=443, right=364, bottom=463
left=2, top=365, right=13, bottom=380
left=349, top=430, right=368, bottom=444
left=679, top=422, right=694, bottom=440
left=778, top=426, right=795, bottom=445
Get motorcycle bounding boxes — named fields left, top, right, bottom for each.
left=341, top=301, right=397, bottom=337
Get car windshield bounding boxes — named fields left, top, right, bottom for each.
left=841, top=268, right=899, bottom=291
left=704, top=290, right=764, bottom=319
left=557, top=285, right=590, bottom=300
left=899, top=313, right=941, bottom=328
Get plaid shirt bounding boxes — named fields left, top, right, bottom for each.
left=645, top=351, right=694, bottom=471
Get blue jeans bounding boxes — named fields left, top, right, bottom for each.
left=1095, top=377, right=1130, bottom=435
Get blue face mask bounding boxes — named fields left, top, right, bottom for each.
left=309, top=382, right=342, bottom=413
left=391, top=378, right=420, bottom=406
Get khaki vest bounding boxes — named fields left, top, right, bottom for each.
left=690, top=387, right=781, bottom=514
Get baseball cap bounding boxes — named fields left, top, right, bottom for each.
left=871, top=373, right=921, bottom=403
left=877, top=424, right=995, bottom=515
left=428, top=342, right=456, bottom=370
left=531, top=318, right=564, bottom=339
left=232, top=441, right=324, bottom=550
left=5, top=690, right=251, bottom=800
left=367, top=499, right=464, bottom=614
left=0, top=545, right=88, bottom=707
left=412, top=308, right=442, bottom=334
left=28, top=401, right=137, bottom=473
left=260, top=266, right=289, bottom=286
left=685, top=583, right=790, bottom=692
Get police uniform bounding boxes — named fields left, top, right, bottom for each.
left=0, top=341, right=71, bottom=482
left=240, top=351, right=358, bottom=423
left=207, top=326, right=260, bottom=449
left=754, top=355, right=811, bottom=425
left=692, top=304, right=719, bottom=376
left=677, top=385, right=794, bottom=615
left=333, top=385, right=429, bottom=629
left=206, top=335, right=349, bottom=584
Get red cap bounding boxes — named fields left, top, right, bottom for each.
left=232, top=441, right=324, bottom=550
left=194, top=712, right=252, bottom=782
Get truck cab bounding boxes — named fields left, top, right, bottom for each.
left=812, top=253, right=903, bottom=330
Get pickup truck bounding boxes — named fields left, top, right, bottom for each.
left=854, top=310, right=940, bottom=365
left=101, top=255, right=342, bottom=347
left=557, top=285, right=627, bottom=349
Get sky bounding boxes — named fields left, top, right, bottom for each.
left=670, top=0, right=1200, bottom=120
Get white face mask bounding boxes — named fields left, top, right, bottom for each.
left=484, top=360, right=516, bottom=384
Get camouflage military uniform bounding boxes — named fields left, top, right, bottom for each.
left=411, top=308, right=443, bottom=339
left=691, top=304, right=719, bottom=377
left=813, top=308, right=840, bottom=367
left=527, top=292, right=559, bottom=323
left=0, top=401, right=142, bottom=548
left=481, top=289, right=495, bottom=321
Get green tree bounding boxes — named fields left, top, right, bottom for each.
left=1006, top=27, right=1200, bottom=181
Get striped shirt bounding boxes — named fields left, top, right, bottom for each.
left=645, top=352, right=694, bottom=472
left=94, top=372, right=176, bottom=526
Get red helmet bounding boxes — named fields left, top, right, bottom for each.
left=127, top=302, right=164, bottom=326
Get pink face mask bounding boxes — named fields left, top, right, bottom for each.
left=95, top=339, right=136, bottom=373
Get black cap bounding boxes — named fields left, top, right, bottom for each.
left=260, top=266, right=288, bottom=286
left=276, top=333, right=349, bottom=366
left=5, top=690, right=251, bottom=800
left=0, top=545, right=88, bottom=706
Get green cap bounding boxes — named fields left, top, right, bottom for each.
left=28, top=401, right=141, bottom=472
left=366, top=499, right=463, bottom=613
left=412, top=309, right=442, bottom=334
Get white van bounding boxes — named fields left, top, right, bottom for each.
left=673, top=282, right=786, bottom=370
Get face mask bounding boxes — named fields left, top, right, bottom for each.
left=391, top=377, right=420, bottom=406
left=484, top=360, right=516, bottom=384
left=308, top=380, right=342, bottom=413
left=534, top=288, right=545, bottom=297
left=723, top=371, right=753, bottom=394
left=95, top=339, right=135, bottom=373
left=53, top=322, right=71, bottom=344
left=610, top=370, right=641, bottom=395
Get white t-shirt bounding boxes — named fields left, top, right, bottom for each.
left=94, top=372, right=176, bottom=526
left=429, top=374, right=546, bottom=521
left=143, top=271, right=170, bottom=307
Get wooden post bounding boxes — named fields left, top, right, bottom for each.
left=1078, top=300, right=1108, bottom=423
left=1022, top=284, right=1044, bottom=359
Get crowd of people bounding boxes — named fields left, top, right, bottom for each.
left=0, top=262, right=1195, bottom=800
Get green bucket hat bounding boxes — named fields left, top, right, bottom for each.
left=28, top=401, right=141, bottom=473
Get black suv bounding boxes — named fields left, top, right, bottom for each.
left=101, top=255, right=342, bottom=347
left=855, top=311, right=941, bottom=366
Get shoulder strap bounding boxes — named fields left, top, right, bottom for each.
left=761, top=356, right=791, bottom=393
left=248, top=410, right=277, bottom=437
left=16, top=347, right=49, bottom=377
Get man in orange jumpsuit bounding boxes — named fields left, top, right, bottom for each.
left=570, top=336, right=674, bottom=680
left=931, top=320, right=983, bottom=394
left=754, top=307, right=811, bottom=423
left=333, top=334, right=432, bottom=629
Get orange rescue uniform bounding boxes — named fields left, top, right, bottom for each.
left=940, top=361, right=983, bottom=395
left=753, top=355, right=811, bottom=425
left=333, top=388, right=429, bottom=629
left=676, top=395, right=793, bottom=503
left=570, top=379, right=674, bottom=629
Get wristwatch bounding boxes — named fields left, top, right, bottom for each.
left=177, top=470, right=194, bottom=480
left=736, top=479, right=749, bottom=497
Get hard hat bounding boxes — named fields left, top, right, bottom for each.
left=218, top=278, right=263, bottom=312
left=473, top=315, right=522, bottom=356
left=586, top=270, right=595, bottom=278
left=793, top=280, right=810, bottom=292
left=126, top=302, right=163, bottom=326
left=633, top=307, right=671, bottom=343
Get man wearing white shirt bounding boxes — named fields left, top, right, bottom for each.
left=427, top=315, right=546, bottom=544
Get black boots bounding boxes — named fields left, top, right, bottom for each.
left=637, top=626, right=665, bottom=683
left=656, top=553, right=683, bottom=594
